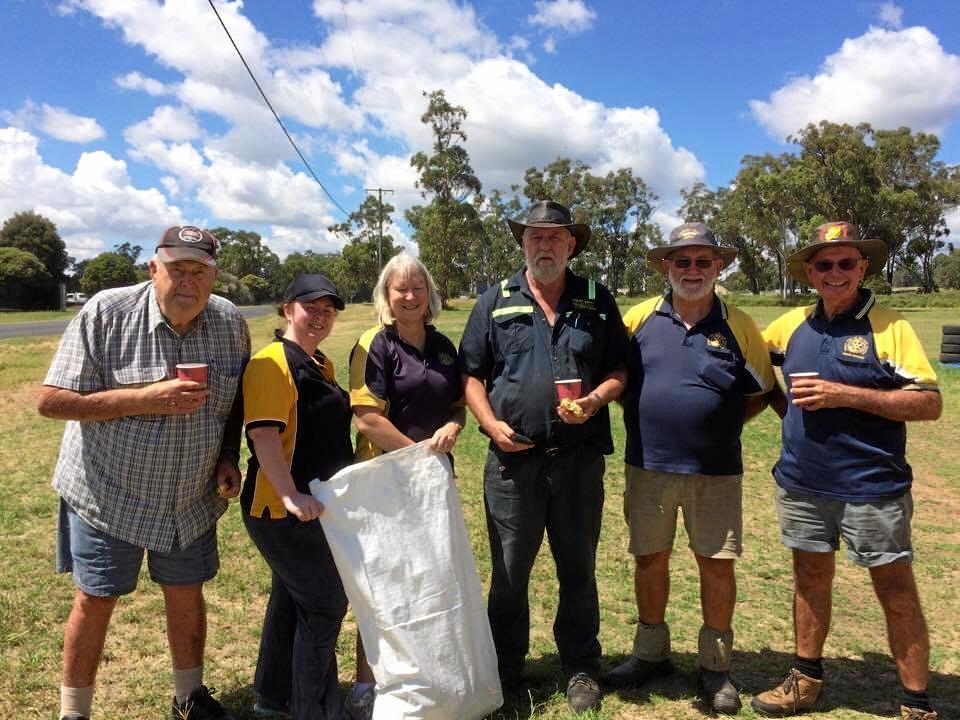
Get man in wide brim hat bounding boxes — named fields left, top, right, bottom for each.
left=508, top=200, right=591, bottom=258
left=786, top=221, right=887, bottom=284
left=646, top=222, right=738, bottom=270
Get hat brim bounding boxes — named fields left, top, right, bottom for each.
left=786, top=238, right=888, bottom=284
left=646, top=243, right=738, bottom=272
left=156, top=246, right=217, bottom=267
left=292, top=290, right=345, bottom=310
left=508, top=219, right=591, bottom=258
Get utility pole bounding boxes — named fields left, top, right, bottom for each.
left=365, top=187, right=394, bottom=271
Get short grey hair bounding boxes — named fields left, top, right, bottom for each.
left=372, top=253, right=442, bottom=326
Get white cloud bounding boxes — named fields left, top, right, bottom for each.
left=528, top=0, right=597, bottom=34
left=543, top=36, right=557, bottom=54
left=123, top=105, right=201, bottom=147
left=750, top=26, right=960, bottom=140
left=115, top=71, right=170, bottom=96
left=0, top=126, right=183, bottom=259
left=878, top=2, right=903, bottom=30
left=1, top=101, right=105, bottom=143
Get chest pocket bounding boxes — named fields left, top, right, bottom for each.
left=566, top=311, right=602, bottom=359
left=698, top=347, right=739, bottom=392
left=207, top=365, right=241, bottom=419
left=834, top=346, right=884, bottom=387
left=494, top=311, right=535, bottom=357
left=112, top=366, right=168, bottom=422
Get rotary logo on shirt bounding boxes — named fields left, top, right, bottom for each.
left=438, top=352, right=456, bottom=366
left=842, top=335, right=869, bottom=359
left=706, top=333, right=728, bottom=349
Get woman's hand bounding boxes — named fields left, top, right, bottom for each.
left=282, top=492, right=326, bottom=522
left=427, top=421, right=461, bottom=454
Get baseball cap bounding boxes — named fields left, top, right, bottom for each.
left=282, top=273, right=345, bottom=310
left=156, top=226, right=217, bottom=267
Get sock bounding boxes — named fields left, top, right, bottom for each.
left=60, top=685, right=94, bottom=719
left=903, top=689, right=932, bottom=711
left=173, top=665, right=204, bottom=704
left=792, top=656, right=823, bottom=680
left=351, top=681, right=375, bottom=699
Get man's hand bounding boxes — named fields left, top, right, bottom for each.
left=557, top=393, right=602, bottom=425
left=212, top=454, right=241, bottom=498
left=488, top=420, right=535, bottom=453
left=790, top=377, right=852, bottom=411
left=140, top=378, right=210, bottom=415
left=427, top=421, right=461, bottom=454
left=282, top=492, right=326, bottom=522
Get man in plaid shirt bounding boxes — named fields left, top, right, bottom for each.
left=39, top=226, right=250, bottom=720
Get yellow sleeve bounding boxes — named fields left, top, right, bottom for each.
left=348, top=325, right=388, bottom=410
left=727, top=305, right=775, bottom=393
left=762, top=306, right=813, bottom=365
left=623, top=296, right=661, bottom=336
left=869, top=306, right=939, bottom=390
left=243, top=343, right=295, bottom=429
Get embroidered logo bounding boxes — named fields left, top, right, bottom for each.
left=825, top=225, right=843, bottom=242
left=842, top=335, right=869, bottom=358
left=706, top=333, right=727, bottom=349
left=437, top=351, right=455, bottom=366
left=179, top=226, right=204, bottom=243
left=678, top=228, right=701, bottom=240
left=571, top=298, right=595, bottom=310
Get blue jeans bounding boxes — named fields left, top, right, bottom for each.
left=483, top=445, right=605, bottom=676
left=244, top=513, right=348, bottom=720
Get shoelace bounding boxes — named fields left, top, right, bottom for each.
left=781, top=669, right=801, bottom=710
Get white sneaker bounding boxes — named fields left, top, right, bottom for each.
left=343, top=686, right=375, bottom=720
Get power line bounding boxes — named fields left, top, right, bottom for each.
left=206, top=0, right=349, bottom=217
left=339, top=0, right=362, bottom=80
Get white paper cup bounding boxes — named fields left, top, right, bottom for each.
left=788, top=372, right=820, bottom=379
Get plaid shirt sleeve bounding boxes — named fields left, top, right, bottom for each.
left=44, top=307, right=106, bottom=392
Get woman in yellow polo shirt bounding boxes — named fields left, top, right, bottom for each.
left=241, top=273, right=353, bottom=720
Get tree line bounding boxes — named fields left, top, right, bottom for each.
left=2, top=91, right=960, bottom=310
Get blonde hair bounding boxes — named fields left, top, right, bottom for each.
left=372, top=254, right=442, bottom=326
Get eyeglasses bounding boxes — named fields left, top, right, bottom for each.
left=669, top=257, right=717, bottom=269
left=810, top=258, right=861, bottom=273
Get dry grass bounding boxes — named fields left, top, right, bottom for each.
left=0, top=303, right=957, bottom=719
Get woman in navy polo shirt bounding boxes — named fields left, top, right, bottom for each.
left=343, top=253, right=466, bottom=718
left=241, top=274, right=354, bottom=720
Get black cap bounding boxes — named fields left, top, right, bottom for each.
left=156, top=226, right=217, bottom=267
left=282, top=273, right=345, bottom=310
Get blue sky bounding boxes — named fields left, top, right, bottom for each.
left=2, top=0, right=959, bottom=261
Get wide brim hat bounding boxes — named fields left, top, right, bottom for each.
left=646, top=222, right=737, bottom=271
left=507, top=200, right=591, bottom=258
left=786, top=221, right=888, bottom=284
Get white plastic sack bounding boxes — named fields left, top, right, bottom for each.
left=310, top=441, right=502, bottom=720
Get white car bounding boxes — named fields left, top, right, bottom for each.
left=66, top=292, right=88, bottom=305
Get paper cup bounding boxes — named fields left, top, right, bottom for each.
left=555, top=378, right=582, bottom=402
left=176, top=363, right=208, bottom=384
left=788, top=372, right=820, bottom=379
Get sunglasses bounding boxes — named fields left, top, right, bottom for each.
left=669, top=257, right=717, bottom=269
left=809, top=258, right=861, bottom=273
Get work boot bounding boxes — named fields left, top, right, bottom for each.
left=603, top=656, right=674, bottom=688
left=566, top=672, right=602, bottom=713
left=171, top=685, right=233, bottom=720
left=698, top=668, right=741, bottom=714
left=901, top=707, right=938, bottom=720
left=750, top=669, right=822, bottom=716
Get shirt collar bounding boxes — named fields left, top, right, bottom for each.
left=147, top=283, right=208, bottom=336
left=657, top=290, right=725, bottom=325
left=813, top=288, right=875, bottom=321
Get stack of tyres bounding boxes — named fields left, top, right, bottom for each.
left=942, top=325, right=960, bottom=367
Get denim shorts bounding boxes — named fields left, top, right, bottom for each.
left=56, top=499, right=219, bottom=597
left=775, top=486, right=913, bottom=567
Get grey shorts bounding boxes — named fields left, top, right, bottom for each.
left=56, top=499, right=219, bottom=597
left=775, top=486, right=913, bottom=567
left=623, top=465, right=742, bottom=558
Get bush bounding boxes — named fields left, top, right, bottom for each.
left=864, top=275, right=892, bottom=295
left=80, top=252, right=138, bottom=295
left=0, top=246, right=57, bottom=309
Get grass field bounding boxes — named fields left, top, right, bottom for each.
left=1, top=299, right=957, bottom=720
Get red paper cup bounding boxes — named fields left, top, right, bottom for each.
left=176, top=363, right=208, bottom=384
left=555, top=378, right=582, bottom=402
